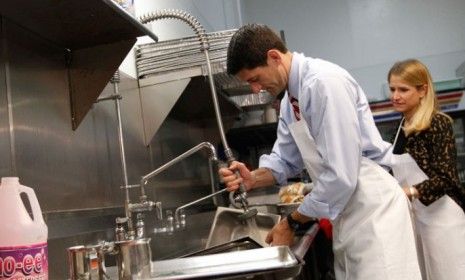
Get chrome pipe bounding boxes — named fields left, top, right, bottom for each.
left=139, top=9, right=208, bottom=50
left=203, top=49, right=233, bottom=158
left=115, top=95, right=129, bottom=188
left=140, top=142, right=217, bottom=189
left=97, top=70, right=133, bottom=237
left=95, top=95, right=122, bottom=103
left=209, top=158, right=219, bottom=206
left=115, top=93, right=133, bottom=235
left=174, top=188, right=228, bottom=225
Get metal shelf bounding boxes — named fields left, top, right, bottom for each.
left=0, top=0, right=158, bottom=130
left=0, top=0, right=157, bottom=50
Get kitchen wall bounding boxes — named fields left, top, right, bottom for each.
left=0, top=18, right=143, bottom=211
left=0, top=19, right=11, bottom=176
left=239, top=0, right=465, bottom=101
left=0, top=12, right=228, bottom=212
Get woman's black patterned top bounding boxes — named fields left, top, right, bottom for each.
left=392, top=113, right=465, bottom=210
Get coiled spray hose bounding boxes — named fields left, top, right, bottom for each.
left=139, top=9, right=257, bottom=219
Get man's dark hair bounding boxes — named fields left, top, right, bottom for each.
left=227, top=24, right=287, bottom=75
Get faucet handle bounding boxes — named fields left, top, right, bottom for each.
left=165, top=210, right=174, bottom=234
left=116, top=216, right=129, bottom=224
left=136, top=213, right=145, bottom=239
left=175, top=208, right=186, bottom=229
left=115, top=217, right=129, bottom=241
left=155, top=201, right=163, bottom=220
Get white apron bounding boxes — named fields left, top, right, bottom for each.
left=391, top=122, right=465, bottom=280
left=289, top=117, right=421, bottom=280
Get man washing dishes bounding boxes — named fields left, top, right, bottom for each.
left=219, top=24, right=421, bottom=280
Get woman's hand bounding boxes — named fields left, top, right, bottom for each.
left=402, top=185, right=419, bottom=201
left=218, top=161, right=256, bottom=192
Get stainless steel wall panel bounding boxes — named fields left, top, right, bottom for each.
left=0, top=19, right=141, bottom=211
left=0, top=19, right=225, bottom=213
left=0, top=19, right=12, bottom=176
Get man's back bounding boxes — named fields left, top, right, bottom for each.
left=296, top=54, right=392, bottom=167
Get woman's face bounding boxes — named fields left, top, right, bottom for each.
left=389, top=75, right=426, bottom=118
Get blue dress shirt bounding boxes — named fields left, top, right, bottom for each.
left=259, top=53, right=393, bottom=219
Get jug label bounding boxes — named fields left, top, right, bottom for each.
left=0, top=243, right=48, bottom=280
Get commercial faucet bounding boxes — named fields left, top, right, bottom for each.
left=139, top=9, right=256, bottom=219
left=174, top=188, right=228, bottom=227
left=128, top=142, right=218, bottom=227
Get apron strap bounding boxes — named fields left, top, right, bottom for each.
left=287, top=100, right=334, bottom=239
left=392, top=117, right=405, bottom=147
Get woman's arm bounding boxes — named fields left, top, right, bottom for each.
left=412, top=116, right=459, bottom=204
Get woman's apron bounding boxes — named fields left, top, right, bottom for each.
left=392, top=122, right=465, bottom=280
left=288, top=117, right=421, bottom=280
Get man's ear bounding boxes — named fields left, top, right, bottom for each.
left=267, top=49, right=282, bottom=64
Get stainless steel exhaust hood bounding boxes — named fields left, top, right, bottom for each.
left=136, top=29, right=248, bottom=145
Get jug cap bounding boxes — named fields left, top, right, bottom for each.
left=1, top=177, right=19, bottom=185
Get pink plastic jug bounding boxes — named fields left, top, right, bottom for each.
left=0, top=177, right=48, bottom=279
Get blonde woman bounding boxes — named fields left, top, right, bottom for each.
left=389, top=58, right=465, bottom=280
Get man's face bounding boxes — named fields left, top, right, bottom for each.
left=236, top=55, right=287, bottom=97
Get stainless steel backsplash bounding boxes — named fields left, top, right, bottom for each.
left=0, top=17, right=224, bottom=213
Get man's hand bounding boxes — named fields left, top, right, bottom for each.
left=265, top=218, right=295, bottom=246
left=266, top=211, right=314, bottom=246
left=218, top=161, right=256, bottom=192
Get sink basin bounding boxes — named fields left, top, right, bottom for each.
left=249, top=203, right=300, bottom=217
left=206, top=207, right=281, bottom=248
left=182, top=236, right=262, bottom=257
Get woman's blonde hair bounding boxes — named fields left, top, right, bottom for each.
left=388, top=59, right=451, bottom=135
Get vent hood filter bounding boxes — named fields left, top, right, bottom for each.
left=136, top=29, right=245, bottom=145
left=136, top=29, right=236, bottom=81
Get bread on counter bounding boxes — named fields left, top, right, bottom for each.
left=278, top=182, right=313, bottom=204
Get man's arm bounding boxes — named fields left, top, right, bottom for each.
left=250, top=167, right=276, bottom=189
left=219, top=162, right=277, bottom=192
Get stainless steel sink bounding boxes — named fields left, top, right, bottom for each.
left=206, top=207, right=281, bottom=248
left=249, top=202, right=300, bottom=217
left=182, top=236, right=262, bottom=257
